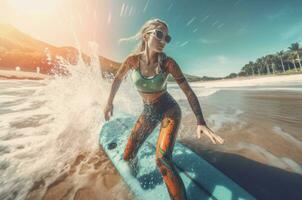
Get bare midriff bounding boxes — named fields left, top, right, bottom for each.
left=138, top=90, right=167, bottom=104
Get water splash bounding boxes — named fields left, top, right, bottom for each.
left=0, top=42, right=140, bottom=200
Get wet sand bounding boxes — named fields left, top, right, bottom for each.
left=182, top=139, right=302, bottom=200
left=26, top=148, right=135, bottom=200
left=0, top=74, right=295, bottom=200
left=25, top=87, right=302, bottom=200
left=179, top=88, right=302, bottom=200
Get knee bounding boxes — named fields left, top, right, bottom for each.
left=167, top=105, right=182, bottom=124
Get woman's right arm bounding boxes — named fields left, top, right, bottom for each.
left=104, top=55, right=135, bottom=121
left=106, top=54, right=135, bottom=105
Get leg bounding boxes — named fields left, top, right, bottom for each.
left=123, top=109, right=160, bottom=161
left=156, top=104, right=187, bottom=200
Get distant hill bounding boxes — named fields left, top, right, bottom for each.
left=0, top=23, right=203, bottom=81
left=0, top=23, right=120, bottom=77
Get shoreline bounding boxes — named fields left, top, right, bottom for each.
left=0, top=69, right=51, bottom=80
left=190, top=73, right=302, bottom=88
left=1, top=69, right=301, bottom=88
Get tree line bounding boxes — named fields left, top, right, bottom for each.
left=226, top=42, right=302, bottom=78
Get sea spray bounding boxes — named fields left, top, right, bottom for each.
left=0, top=42, right=140, bottom=200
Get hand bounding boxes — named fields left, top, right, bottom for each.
left=196, top=125, right=224, bottom=144
left=104, top=103, right=113, bottom=121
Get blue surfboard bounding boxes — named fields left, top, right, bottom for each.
left=99, top=113, right=255, bottom=200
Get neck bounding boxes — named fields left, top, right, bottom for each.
left=143, top=48, right=159, bottom=65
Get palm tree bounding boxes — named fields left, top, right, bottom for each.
left=256, top=58, right=262, bottom=75
left=283, top=52, right=291, bottom=71
left=273, top=55, right=280, bottom=73
left=259, top=57, right=267, bottom=75
left=288, top=53, right=298, bottom=72
left=277, top=50, right=285, bottom=73
left=288, top=42, right=301, bottom=70
left=269, top=55, right=277, bottom=74
left=242, top=64, right=250, bottom=76
left=265, top=55, right=275, bottom=75
left=248, top=61, right=255, bottom=76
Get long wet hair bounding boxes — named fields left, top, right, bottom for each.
left=118, top=18, right=169, bottom=70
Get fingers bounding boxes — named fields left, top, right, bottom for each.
left=204, top=127, right=224, bottom=144
left=210, top=132, right=224, bottom=144
left=104, top=110, right=111, bottom=121
left=215, top=135, right=224, bottom=144
left=196, top=126, right=204, bottom=139
left=110, top=107, right=113, bottom=117
left=196, top=129, right=201, bottom=139
left=208, top=129, right=224, bottom=144
left=201, top=129, right=216, bottom=144
left=212, top=134, right=223, bottom=144
left=196, top=125, right=224, bottom=144
left=208, top=133, right=216, bottom=144
left=105, top=112, right=109, bottom=121
left=104, top=104, right=114, bottom=121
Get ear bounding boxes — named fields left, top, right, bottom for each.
left=143, top=33, right=149, bottom=42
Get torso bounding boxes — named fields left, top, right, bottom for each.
left=139, top=89, right=167, bottom=104
left=131, top=53, right=169, bottom=104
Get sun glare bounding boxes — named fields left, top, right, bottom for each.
left=8, top=0, right=60, bottom=13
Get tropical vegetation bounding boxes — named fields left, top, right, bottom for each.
left=235, top=42, right=302, bottom=77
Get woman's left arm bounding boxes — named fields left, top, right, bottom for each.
left=165, top=57, right=206, bottom=126
left=165, top=57, right=224, bottom=144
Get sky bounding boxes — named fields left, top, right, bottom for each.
left=0, top=0, right=302, bottom=77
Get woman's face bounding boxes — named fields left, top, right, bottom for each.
left=145, top=25, right=169, bottom=53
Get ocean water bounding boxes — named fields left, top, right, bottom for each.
left=1, top=56, right=302, bottom=199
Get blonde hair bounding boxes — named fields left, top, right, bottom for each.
left=118, top=18, right=169, bottom=54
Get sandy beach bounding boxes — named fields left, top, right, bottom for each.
left=1, top=73, right=302, bottom=200
left=191, top=73, right=302, bottom=88
left=25, top=149, right=134, bottom=200
left=1, top=69, right=302, bottom=84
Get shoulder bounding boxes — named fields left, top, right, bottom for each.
left=123, top=53, right=141, bottom=70
left=164, top=56, right=180, bottom=72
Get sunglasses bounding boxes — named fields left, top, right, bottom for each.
left=147, top=29, right=172, bottom=44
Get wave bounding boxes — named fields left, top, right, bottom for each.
left=207, top=109, right=245, bottom=131
left=0, top=42, right=138, bottom=200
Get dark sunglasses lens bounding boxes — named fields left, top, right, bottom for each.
left=165, top=35, right=171, bottom=43
left=155, top=30, right=164, bottom=40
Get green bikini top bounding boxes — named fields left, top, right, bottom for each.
left=131, top=53, right=168, bottom=93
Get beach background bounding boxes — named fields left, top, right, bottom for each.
left=1, top=60, right=301, bottom=200
left=1, top=0, right=302, bottom=199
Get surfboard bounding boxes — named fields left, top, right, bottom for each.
left=99, top=112, right=256, bottom=200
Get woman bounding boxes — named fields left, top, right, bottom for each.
left=104, top=18, right=224, bottom=200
